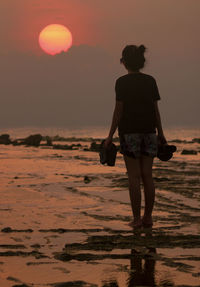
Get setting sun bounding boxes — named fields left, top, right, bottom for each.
left=39, top=24, right=73, bottom=55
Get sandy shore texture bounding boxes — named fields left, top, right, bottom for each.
left=0, top=135, right=200, bottom=287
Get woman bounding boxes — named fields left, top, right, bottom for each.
left=105, top=45, right=167, bottom=228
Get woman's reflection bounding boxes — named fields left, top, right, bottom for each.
left=101, top=230, right=174, bottom=287
left=127, top=247, right=156, bottom=286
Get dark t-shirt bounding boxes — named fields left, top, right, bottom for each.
left=115, top=73, right=160, bottom=135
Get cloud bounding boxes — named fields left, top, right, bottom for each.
left=1, top=43, right=200, bottom=129
left=0, top=45, right=120, bottom=127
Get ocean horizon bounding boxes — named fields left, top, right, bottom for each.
left=1, top=125, right=200, bottom=141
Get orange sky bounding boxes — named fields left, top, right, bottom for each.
left=0, top=0, right=200, bottom=128
left=1, top=0, right=98, bottom=54
left=1, top=0, right=200, bottom=56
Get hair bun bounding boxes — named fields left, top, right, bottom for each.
left=121, top=44, right=146, bottom=70
left=138, top=45, right=146, bottom=54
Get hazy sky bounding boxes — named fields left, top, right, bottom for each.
left=0, top=0, right=199, bottom=128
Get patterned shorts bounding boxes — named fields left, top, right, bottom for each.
left=120, top=133, right=158, bottom=158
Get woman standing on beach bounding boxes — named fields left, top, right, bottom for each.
left=105, top=45, right=167, bottom=228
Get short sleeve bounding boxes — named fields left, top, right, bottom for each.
left=151, top=78, right=161, bottom=101
left=115, top=79, right=123, bottom=101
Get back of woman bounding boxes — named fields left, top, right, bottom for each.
left=116, top=72, right=160, bottom=134
left=105, top=44, right=167, bottom=228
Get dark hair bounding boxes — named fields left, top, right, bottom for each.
left=121, top=45, right=146, bottom=71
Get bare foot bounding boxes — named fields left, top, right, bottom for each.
left=128, top=219, right=142, bottom=228
left=142, top=216, right=153, bottom=227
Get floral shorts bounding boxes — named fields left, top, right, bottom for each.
left=120, top=133, right=158, bottom=158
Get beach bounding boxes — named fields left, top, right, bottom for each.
left=0, top=127, right=199, bottom=287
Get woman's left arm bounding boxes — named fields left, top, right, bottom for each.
left=104, top=101, right=123, bottom=147
left=154, top=101, right=167, bottom=144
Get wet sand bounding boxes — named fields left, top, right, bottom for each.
left=0, top=134, right=199, bottom=286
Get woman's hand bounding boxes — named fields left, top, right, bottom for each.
left=157, top=133, right=167, bottom=145
left=104, top=136, right=113, bottom=149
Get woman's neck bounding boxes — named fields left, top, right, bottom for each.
left=128, top=70, right=140, bottom=74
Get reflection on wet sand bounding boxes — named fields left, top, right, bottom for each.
left=128, top=247, right=157, bottom=287
left=0, top=130, right=199, bottom=286
left=101, top=231, right=175, bottom=287
left=102, top=280, right=119, bottom=287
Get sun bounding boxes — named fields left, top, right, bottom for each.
left=39, top=24, right=73, bottom=55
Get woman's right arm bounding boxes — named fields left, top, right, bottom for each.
left=104, top=100, right=123, bottom=148
left=154, top=101, right=167, bottom=144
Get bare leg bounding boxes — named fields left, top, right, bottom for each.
left=123, top=155, right=142, bottom=226
left=140, top=155, right=155, bottom=225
